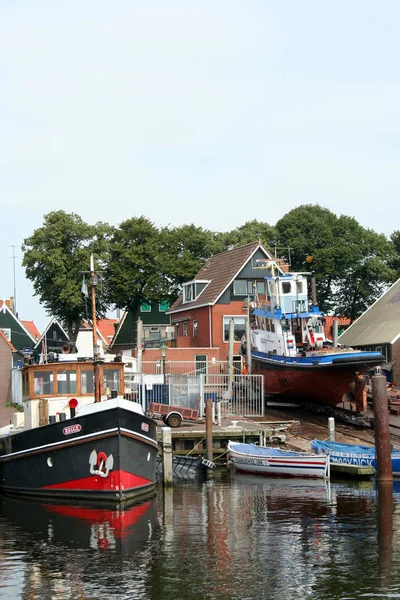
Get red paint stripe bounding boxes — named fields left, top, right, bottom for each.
left=42, top=469, right=152, bottom=491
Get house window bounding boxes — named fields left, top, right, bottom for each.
left=183, top=322, right=188, bottom=337
left=257, top=282, right=265, bottom=296
left=159, top=300, right=169, bottom=311
left=193, top=320, right=198, bottom=336
left=183, top=284, right=194, bottom=303
left=223, top=317, right=246, bottom=342
left=0, top=328, right=11, bottom=341
left=282, top=281, right=291, bottom=294
left=140, top=303, right=151, bottom=312
left=233, top=280, right=253, bottom=296
left=195, top=355, right=207, bottom=374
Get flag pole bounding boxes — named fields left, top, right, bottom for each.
left=90, top=255, right=101, bottom=403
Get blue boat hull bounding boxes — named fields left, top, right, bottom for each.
left=311, top=440, right=400, bottom=476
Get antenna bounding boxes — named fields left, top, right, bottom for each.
left=10, top=245, right=18, bottom=315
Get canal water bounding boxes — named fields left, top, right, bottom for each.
left=0, top=471, right=399, bottom=600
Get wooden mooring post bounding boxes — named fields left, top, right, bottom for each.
left=205, top=399, right=214, bottom=473
left=372, top=373, right=393, bottom=482
left=162, top=427, right=173, bottom=487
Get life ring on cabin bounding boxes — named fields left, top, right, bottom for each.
left=62, top=344, right=71, bottom=354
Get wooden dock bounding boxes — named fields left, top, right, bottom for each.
left=329, top=462, right=375, bottom=479
left=156, top=417, right=299, bottom=461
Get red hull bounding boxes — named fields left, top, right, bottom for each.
left=252, top=359, right=370, bottom=409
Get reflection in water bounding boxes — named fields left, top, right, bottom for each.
left=1, top=475, right=400, bottom=599
left=0, top=496, right=158, bottom=599
left=377, top=480, right=393, bottom=588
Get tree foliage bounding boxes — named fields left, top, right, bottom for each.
left=22, top=211, right=112, bottom=340
left=23, top=206, right=400, bottom=331
left=275, top=205, right=396, bottom=320
left=214, top=220, right=277, bottom=252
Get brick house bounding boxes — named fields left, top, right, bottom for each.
left=338, top=278, right=400, bottom=383
left=134, top=242, right=283, bottom=370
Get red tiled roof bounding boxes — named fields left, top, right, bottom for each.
left=82, top=318, right=118, bottom=344
left=21, top=320, right=41, bottom=340
left=97, top=319, right=118, bottom=342
left=0, top=329, right=16, bottom=352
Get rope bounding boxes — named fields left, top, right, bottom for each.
left=213, top=448, right=229, bottom=461
left=186, top=437, right=206, bottom=456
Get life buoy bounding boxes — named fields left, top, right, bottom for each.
left=97, top=451, right=107, bottom=469
left=62, top=344, right=71, bottom=354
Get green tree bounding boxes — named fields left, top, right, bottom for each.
left=161, top=224, right=221, bottom=295
left=275, top=204, right=396, bottom=319
left=390, top=230, right=400, bottom=276
left=215, top=220, right=277, bottom=252
left=22, top=211, right=112, bottom=341
left=105, top=216, right=170, bottom=317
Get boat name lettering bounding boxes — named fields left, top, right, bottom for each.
left=63, top=424, right=82, bottom=436
left=141, top=422, right=149, bottom=432
left=332, top=456, right=373, bottom=467
left=236, top=458, right=265, bottom=466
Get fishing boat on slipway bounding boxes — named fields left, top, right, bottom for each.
left=241, top=262, right=384, bottom=412
left=0, top=257, right=158, bottom=503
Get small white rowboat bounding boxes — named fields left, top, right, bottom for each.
left=228, top=441, right=330, bottom=479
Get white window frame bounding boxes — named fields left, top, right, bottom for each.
left=223, top=316, right=246, bottom=343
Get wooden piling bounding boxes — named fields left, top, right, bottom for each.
left=205, top=399, right=213, bottom=463
left=372, top=373, right=393, bottom=482
left=162, top=427, right=173, bottom=487
left=328, top=417, right=335, bottom=441
left=378, top=480, right=393, bottom=587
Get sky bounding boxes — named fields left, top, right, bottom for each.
left=2, top=1, right=400, bottom=331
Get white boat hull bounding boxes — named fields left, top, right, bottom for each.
left=228, top=442, right=329, bottom=479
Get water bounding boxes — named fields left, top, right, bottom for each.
left=0, top=472, right=399, bottom=600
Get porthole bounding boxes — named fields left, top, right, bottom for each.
left=47, top=457, right=53, bottom=467
left=147, top=452, right=151, bottom=462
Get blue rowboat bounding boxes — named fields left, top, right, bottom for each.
left=311, top=439, right=400, bottom=476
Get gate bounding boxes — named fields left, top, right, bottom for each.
left=124, top=372, right=264, bottom=418
left=201, top=374, right=264, bottom=418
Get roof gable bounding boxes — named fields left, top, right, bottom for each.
left=338, top=278, right=400, bottom=346
left=168, top=242, right=276, bottom=314
left=0, top=303, right=36, bottom=351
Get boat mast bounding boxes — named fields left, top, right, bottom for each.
left=90, top=254, right=101, bottom=403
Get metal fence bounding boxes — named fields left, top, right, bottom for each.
left=140, top=360, right=241, bottom=376
left=124, top=372, right=264, bottom=418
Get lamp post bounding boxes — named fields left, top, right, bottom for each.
left=160, top=343, right=168, bottom=404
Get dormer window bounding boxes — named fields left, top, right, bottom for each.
left=182, top=280, right=209, bottom=304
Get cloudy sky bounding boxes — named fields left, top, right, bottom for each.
left=1, top=1, right=400, bottom=330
